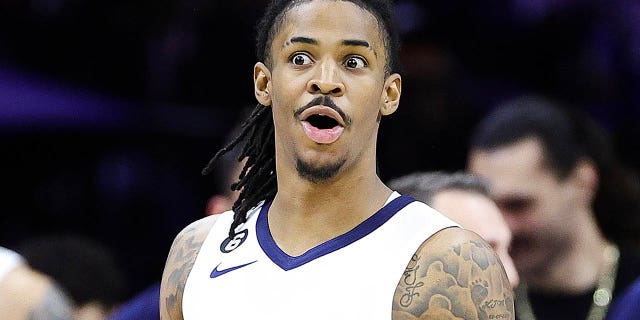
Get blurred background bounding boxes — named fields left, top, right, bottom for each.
left=1, top=0, right=638, bottom=301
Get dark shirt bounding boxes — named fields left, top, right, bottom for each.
left=517, top=248, right=640, bottom=320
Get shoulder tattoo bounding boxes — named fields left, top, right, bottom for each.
left=393, top=229, right=515, bottom=320
left=161, top=219, right=211, bottom=320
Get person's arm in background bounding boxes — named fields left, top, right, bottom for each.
left=0, top=263, right=74, bottom=320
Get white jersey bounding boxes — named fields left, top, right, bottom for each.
left=183, top=192, right=459, bottom=319
left=0, top=246, right=24, bottom=283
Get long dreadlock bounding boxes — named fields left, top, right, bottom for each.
left=202, top=104, right=276, bottom=238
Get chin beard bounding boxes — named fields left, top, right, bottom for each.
left=296, top=157, right=346, bottom=183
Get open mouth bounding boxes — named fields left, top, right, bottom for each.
left=306, top=114, right=340, bottom=129
left=299, top=106, right=345, bottom=144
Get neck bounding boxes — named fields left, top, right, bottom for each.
left=269, top=162, right=391, bottom=256
left=527, top=211, right=611, bottom=293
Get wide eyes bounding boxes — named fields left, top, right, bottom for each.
left=292, top=53, right=313, bottom=66
left=290, top=53, right=367, bottom=70
left=344, top=56, right=366, bottom=69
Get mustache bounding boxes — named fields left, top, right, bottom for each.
left=294, top=96, right=352, bottom=127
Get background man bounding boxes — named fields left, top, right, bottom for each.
left=466, top=94, right=640, bottom=319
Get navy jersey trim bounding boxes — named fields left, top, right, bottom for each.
left=256, top=194, right=415, bottom=271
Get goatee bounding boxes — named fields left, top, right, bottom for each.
left=296, top=157, right=346, bottom=183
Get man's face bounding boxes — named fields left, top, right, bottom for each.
left=259, top=0, right=399, bottom=183
left=431, top=189, right=520, bottom=288
left=467, top=138, right=579, bottom=277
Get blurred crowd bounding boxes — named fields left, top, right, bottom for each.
left=1, top=0, right=639, bottom=319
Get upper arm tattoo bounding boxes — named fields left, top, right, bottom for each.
left=161, top=217, right=215, bottom=320
left=28, top=284, right=74, bottom=320
left=393, top=229, right=515, bottom=320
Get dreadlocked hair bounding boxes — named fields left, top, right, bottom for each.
left=202, top=104, right=276, bottom=238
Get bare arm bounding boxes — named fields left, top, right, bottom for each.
left=0, top=265, right=74, bottom=320
left=160, top=215, right=220, bottom=320
left=28, top=280, right=74, bottom=320
left=393, top=227, right=515, bottom=320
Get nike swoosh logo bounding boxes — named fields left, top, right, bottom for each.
left=210, top=261, right=257, bottom=278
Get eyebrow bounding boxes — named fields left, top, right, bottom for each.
left=288, top=37, right=371, bottom=49
left=289, top=36, right=317, bottom=45
left=342, top=39, right=370, bottom=49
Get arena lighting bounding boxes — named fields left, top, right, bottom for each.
left=0, top=66, right=138, bottom=132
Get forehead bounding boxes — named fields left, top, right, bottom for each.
left=431, top=190, right=508, bottom=237
left=469, top=138, right=550, bottom=196
left=432, top=190, right=499, bottom=221
left=273, top=1, right=385, bottom=53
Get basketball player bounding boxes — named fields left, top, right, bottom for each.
left=160, top=0, right=514, bottom=319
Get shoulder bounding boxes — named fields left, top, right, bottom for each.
left=160, top=214, right=222, bottom=320
left=392, top=227, right=515, bottom=320
left=170, top=214, right=222, bottom=254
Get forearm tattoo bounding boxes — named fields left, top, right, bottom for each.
left=28, top=284, right=74, bottom=320
left=393, top=237, right=514, bottom=319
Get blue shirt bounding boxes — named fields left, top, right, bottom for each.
left=607, top=276, right=640, bottom=320
left=108, top=282, right=160, bottom=320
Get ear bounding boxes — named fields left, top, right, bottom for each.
left=254, top=62, right=272, bottom=106
left=571, top=158, right=599, bottom=203
left=380, top=73, right=401, bottom=116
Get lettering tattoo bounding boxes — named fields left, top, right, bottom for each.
left=400, top=256, right=425, bottom=307
left=392, top=230, right=514, bottom=320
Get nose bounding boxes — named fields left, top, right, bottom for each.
left=306, top=59, right=345, bottom=96
left=502, top=252, right=520, bottom=288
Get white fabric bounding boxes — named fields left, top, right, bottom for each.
left=183, top=192, right=459, bottom=319
left=0, top=246, right=25, bottom=283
